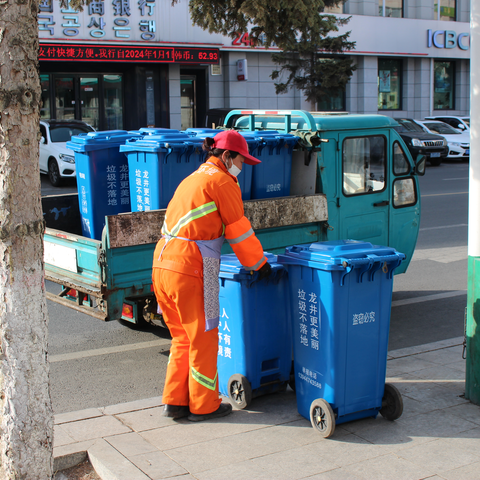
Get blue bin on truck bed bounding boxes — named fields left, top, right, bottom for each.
left=278, top=240, right=405, bottom=437
left=120, top=133, right=205, bottom=211
left=67, top=130, right=140, bottom=240
left=217, top=253, right=292, bottom=409
left=239, top=131, right=298, bottom=199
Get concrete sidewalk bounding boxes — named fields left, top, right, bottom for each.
left=53, top=337, right=480, bottom=480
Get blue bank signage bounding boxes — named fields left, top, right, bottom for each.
left=427, top=29, right=469, bottom=50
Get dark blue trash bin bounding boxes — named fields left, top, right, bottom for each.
left=217, top=253, right=292, bottom=409
left=278, top=240, right=405, bottom=437
left=239, top=131, right=298, bottom=199
left=67, top=130, right=140, bottom=240
left=120, top=133, right=205, bottom=211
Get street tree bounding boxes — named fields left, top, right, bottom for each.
left=185, top=0, right=356, bottom=107
left=0, top=0, right=54, bottom=477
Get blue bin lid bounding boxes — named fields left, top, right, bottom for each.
left=67, top=130, right=142, bottom=152
left=119, top=133, right=205, bottom=153
left=219, top=252, right=282, bottom=277
left=128, top=128, right=180, bottom=136
left=278, top=240, right=405, bottom=271
left=185, top=128, right=220, bottom=136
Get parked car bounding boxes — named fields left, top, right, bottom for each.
left=415, top=120, right=469, bottom=160
left=393, top=118, right=448, bottom=166
left=39, top=119, right=95, bottom=186
left=424, top=115, right=470, bottom=133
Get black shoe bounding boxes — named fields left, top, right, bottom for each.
left=188, top=403, right=233, bottom=422
left=162, top=404, right=190, bottom=419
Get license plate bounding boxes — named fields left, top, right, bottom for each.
left=465, top=149, right=469, bottom=155
left=431, top=152, right=441, bottom=157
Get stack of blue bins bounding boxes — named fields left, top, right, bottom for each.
left=120, top=132, right=206, bottom=211
left=278, top=240, right=405, bottom=437
left=184, top=128, right=259, bottom=201
left=217, top=253, right=292, bottom=409
left=67, top=130, right=143, bottom=240
left=238, top=131, right=299, bottom=199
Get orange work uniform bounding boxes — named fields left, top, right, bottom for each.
left=152, top=156, right=266, bottom=415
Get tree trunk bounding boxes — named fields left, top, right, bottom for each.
left=0, top=0, right=54, bottom=477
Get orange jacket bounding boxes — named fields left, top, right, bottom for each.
left=152, top=156, right=266, bottom=276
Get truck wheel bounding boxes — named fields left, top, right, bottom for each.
left=429, top=158, right=442, bottom=167
left=228, top=374, right=252, bottom=409
left=379, top=383, right=403, bottom=421
left=310, top=398, right=335, bottom=438
left=48, top=158, right=63, bottom=186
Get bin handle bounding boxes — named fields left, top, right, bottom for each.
left=224, top=110, right=317, bottom=132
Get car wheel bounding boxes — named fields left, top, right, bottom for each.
left=48, top=158, right=63, bottom=187
left=429, top=158, right=442, bottom=167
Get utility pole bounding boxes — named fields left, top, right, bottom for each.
left=465, top=0, right=480, bottom=404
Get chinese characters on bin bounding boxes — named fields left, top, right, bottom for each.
left=218, top=308, right=232, bottom=359
left=352, top=311, right=376, bottom=326
left=135, top=169, right=150, bottom=211
left=297, top=289, right=320, bottom=351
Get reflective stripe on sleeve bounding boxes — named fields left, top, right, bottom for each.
left=162, top=201, right=218, bottom=237
left=225, top=228, right=254, bottom=245
left=243, top=255, right=267, bottom=271
left=191, top=367, right=218, bottom=391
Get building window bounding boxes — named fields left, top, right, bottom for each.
left=434, top=61, right=455, bottom=110
left=379, top=0, right=403, bottom=17
left=434, top=0, right=456, bottom=21
left=378, top=59, right=402, bottom=110
left=317, top=90, right=346, bottom=111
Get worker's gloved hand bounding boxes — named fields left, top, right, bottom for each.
left=257, top=262, right=272, bottom=281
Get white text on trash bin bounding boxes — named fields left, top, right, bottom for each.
left=298, top=367, right=322, bottom=390
left=135, top=168, right=149, bottom=211
left=353, top=311, right=376, bottom=326
left=298, top=289, right=320, bottom=350
left=218, top=309, right=232, bottom=359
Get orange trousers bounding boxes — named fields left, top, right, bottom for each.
left=152, top=268, right=221, bottom=415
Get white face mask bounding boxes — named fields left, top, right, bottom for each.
left=228, top=163, right=242, bottom=177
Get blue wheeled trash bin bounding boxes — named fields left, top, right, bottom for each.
left=217, top=253, right=292, bottom=409
left=278, top=240, right=405, bottom=437
left=67, top=130, right=140, bottom=240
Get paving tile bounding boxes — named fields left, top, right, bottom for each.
left=396, top=437, right=480, bottom=473
left=386, top=355, right=437, bottom=377
left=398, top=379, right=468, bottom=409
left=101, top=397, right=164, bottom=416
left=441, top=461, right=480, bottom=480
left=115, top=406, right=174, bottom=432
left=305, top=432, right=389, bottom=467
left=129, top=450, right=187, bottom=479
left=338, top=452, right=435, bottom=480
left=446, top=402, right=480, bottom=426
left=88, top=438, right=150, bottom=480
left=301, top=468, right=363, bottom=480
left=105, top=432, right=160, bottom=456
left=60, top=415, right=132, bottom=442
left=195, top=459, right=290, bottom=480
left=165, top=436, right=248, bottom=473
left=388, top=338, right=463, bottom=359
left=249, top=445, right=339, bottom=479
left=53, top=440, right=97, bottom=472
left=413, top=348, right=465, bottom=366
left=448, top=360, right=466, bottom=373
left=54, top=408, right=103, bottom=425
left=54, top=424, right=77, bottom=447
left=409, top=364, right=465, bottom=382
left=447, top=427, right=480, bottom=456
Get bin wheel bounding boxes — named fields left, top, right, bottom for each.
left=379, top=383, right=403, bottom=421
left=228, top=374, right=252, bottom=410
left=310, top=399, right=335, bottom=438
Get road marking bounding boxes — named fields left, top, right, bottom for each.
left=443, top=177, right=469, bottom=181
left=49, top=338, right=171, bottom=363
left=420, top=223, right=467, bottom=231
left=422, top=191, right=468, bottom=197
left=392, top=290, right=466, bottom=307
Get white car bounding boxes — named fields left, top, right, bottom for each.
left=39, top=120, right=95, bottom=186
left=424, top=115, right=470, bottom=133
left=415, top=120, right=470, bottom=160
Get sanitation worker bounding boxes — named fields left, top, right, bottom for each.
left=152, top=130, right=272, bottom=421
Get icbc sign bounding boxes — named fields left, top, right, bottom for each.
left=39, top=43, right=220, bottom=64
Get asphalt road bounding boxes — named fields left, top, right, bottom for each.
left=44, top=160, right=470, bottom=413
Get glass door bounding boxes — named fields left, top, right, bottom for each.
left=55, top=77, right=75, bottom=120
left=80, top=77, right=100, bottom=129
left=181, top=76, right=196, bottom=130
left=104, top=75, right=123, bottom=130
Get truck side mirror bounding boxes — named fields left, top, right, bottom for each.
left=415, top=156, right=426, bottom=176
left=40, top=136, right=46, bottom=145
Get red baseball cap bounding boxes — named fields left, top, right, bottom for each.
left=212, top=130, right=261, bottom=165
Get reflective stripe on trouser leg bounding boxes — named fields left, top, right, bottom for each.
left=191, top=367, right=218, bottom=391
